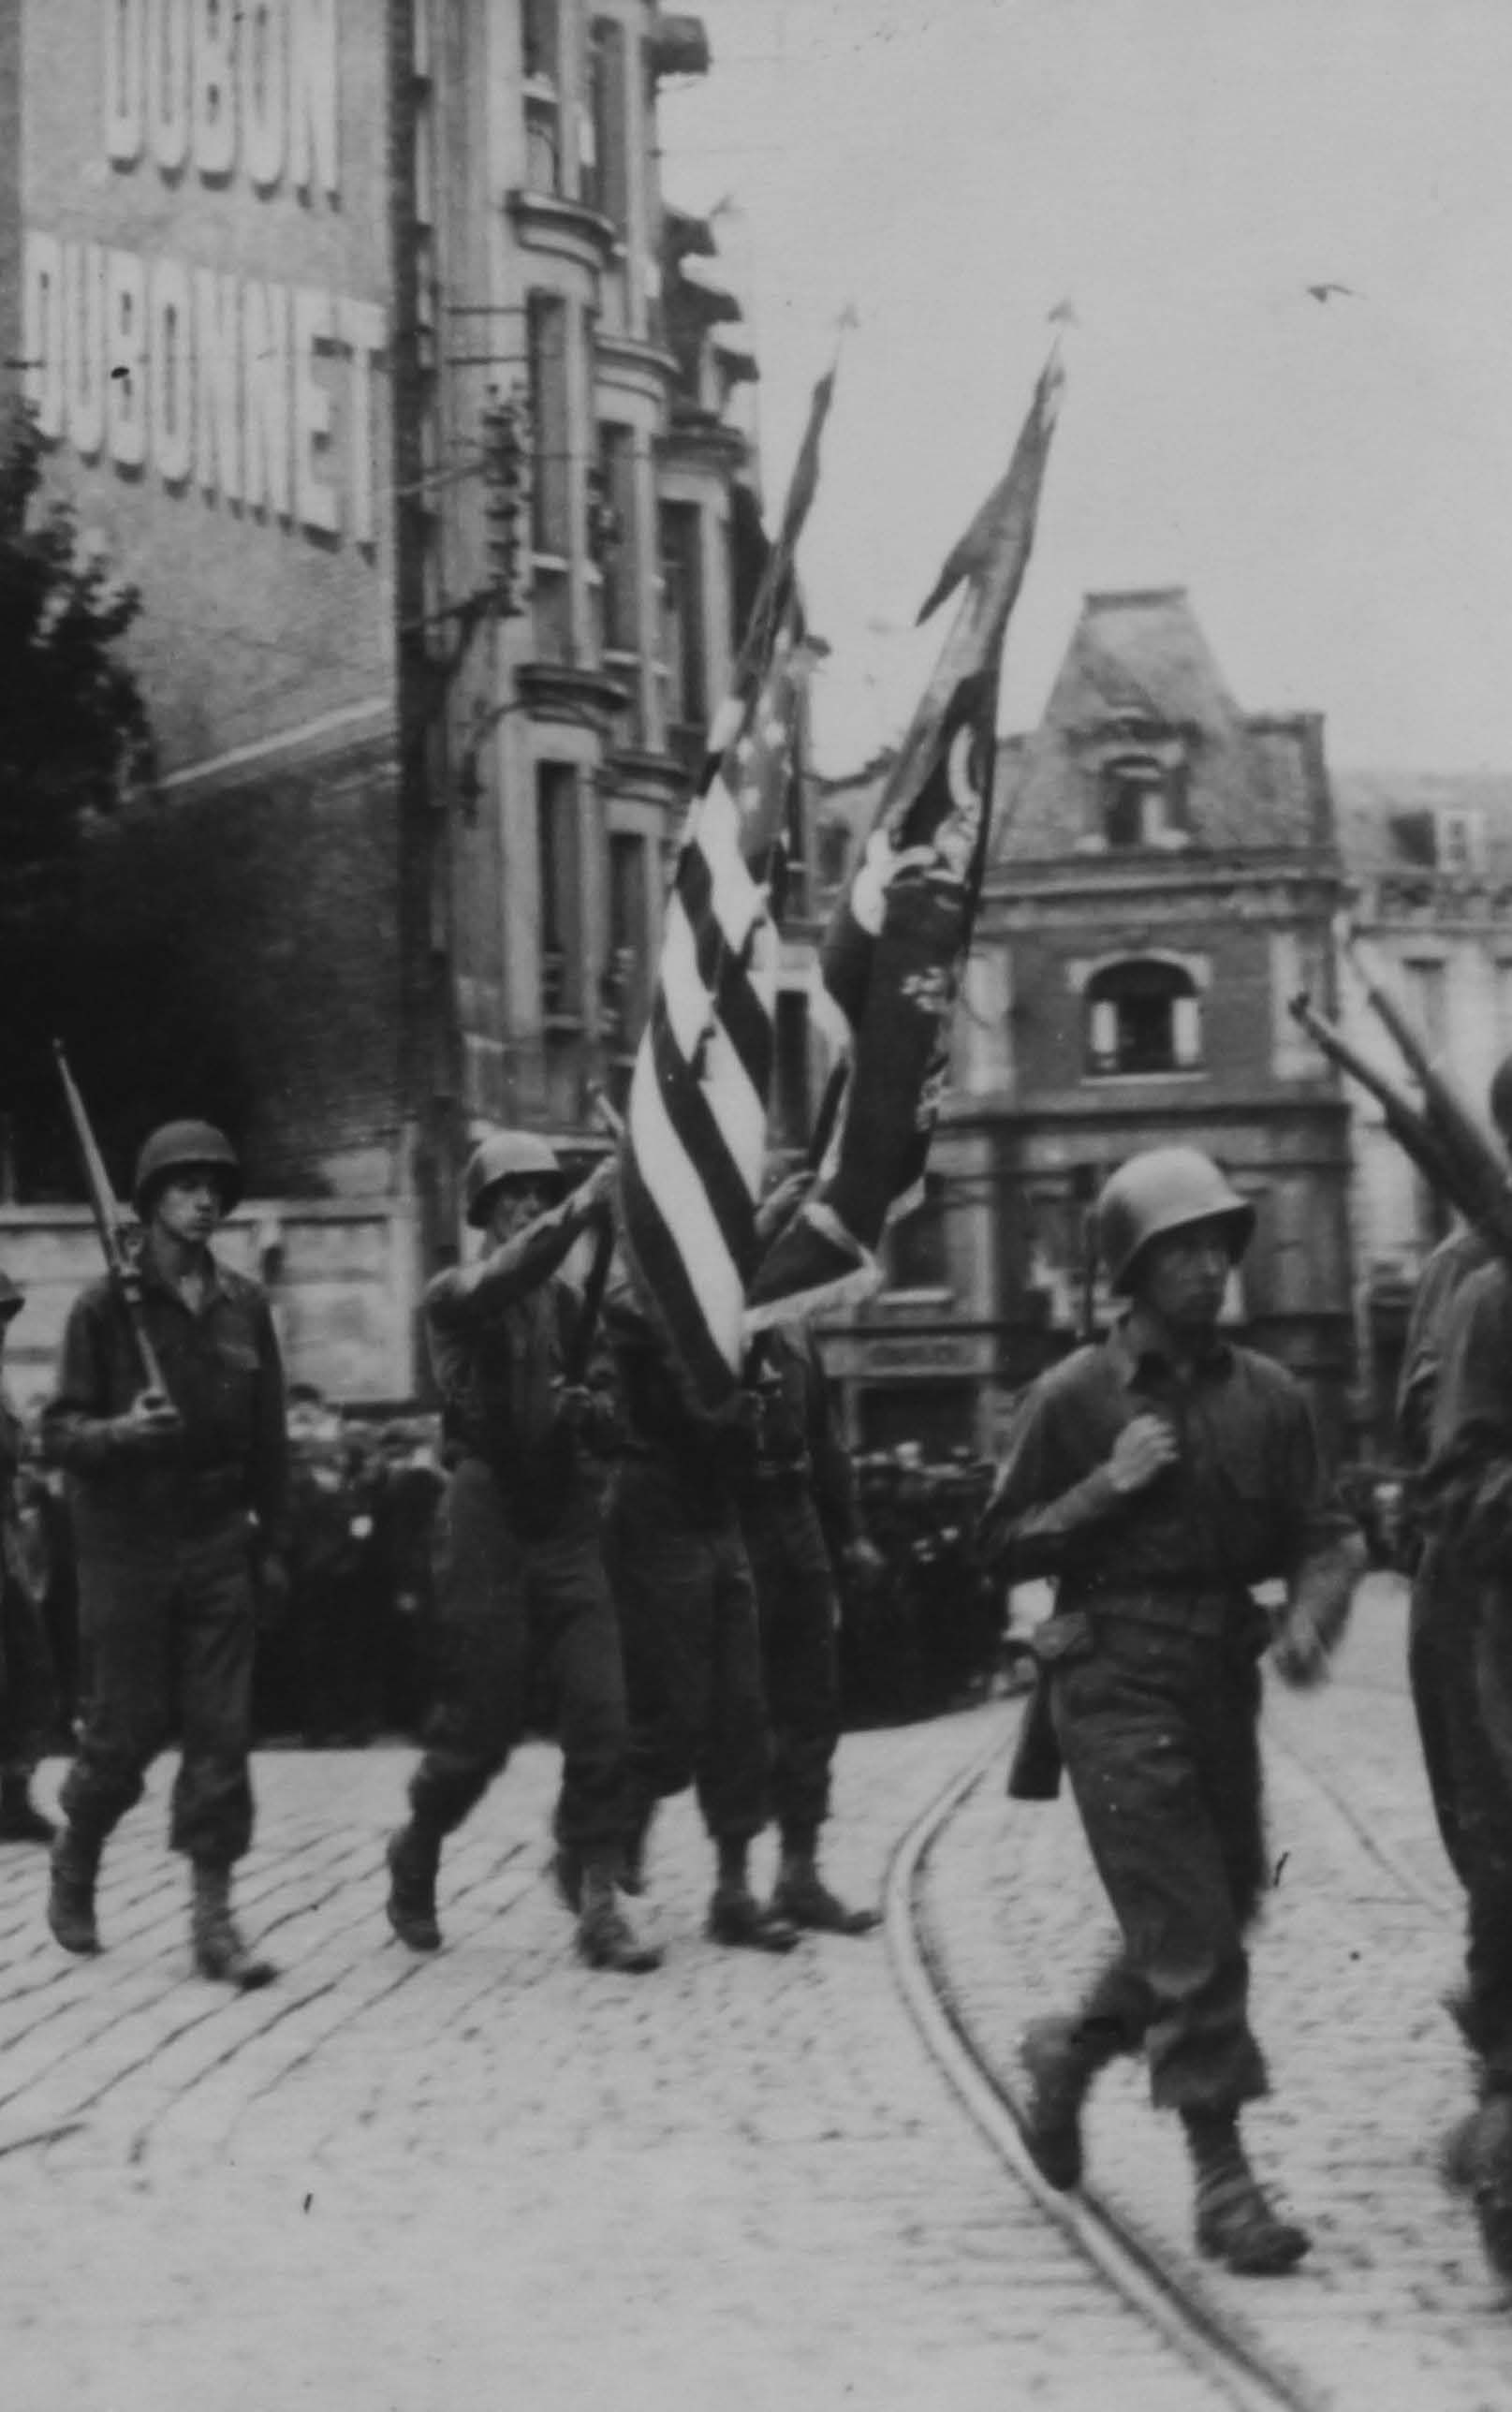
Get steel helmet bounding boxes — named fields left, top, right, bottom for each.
left=0, top=1270, right=22, bottom=1323
left=1094, top=1146, right=1254, bottom=1295
left=462, top=1129, right=565, bottom=1228
left=1490, top=1052, right=1512, bottom=1141
left=132, top=1121, right=242, bottom=1216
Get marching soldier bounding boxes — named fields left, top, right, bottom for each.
left=733, top=1170, right=882, bottom=1934
left=600, top=1271, right=799, bottom=1952
left=982, top=1147, right=1362, bottom=2276
left=384, top=1133, right=659, bottom=1976
left=0, top=1272, right=61, bottom=1845
left=42, top=1123, right=287, bottom=1988
left=1415, top=1132, right=1512, bottom=2276
left=1396, top=1054, right=1512, bottom=1887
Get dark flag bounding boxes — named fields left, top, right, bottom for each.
left=745, top=341, right=1065, bottom=1331
left=617, top=362, right=836, bottom=1411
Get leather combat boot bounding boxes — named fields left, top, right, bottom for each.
left=1184, top=2112, right=1311, bottom=2276
left=191, top=1864, right=277, bottom=1990
left=1019, top=2016, right=1104, bottom=2191
left=575, top=1863, right=662, bottom=1974
left=771, top=1838, right=881, bottom=1936
left=385, top=1823, right=443, bottom=1951
left=618, top=1801, right=656, bottom=1899
left=47, top=1827, right=102, bottom=1956
left=707, top=1841, right=800, bottom=1954
left=0, top=1773, right=56, bottom=1846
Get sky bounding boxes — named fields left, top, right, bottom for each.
left=658, top=0, right=1512, bottom=777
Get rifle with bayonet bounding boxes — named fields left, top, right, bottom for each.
left=52, top=1040, right=170, bottom=1402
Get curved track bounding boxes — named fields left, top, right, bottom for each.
left=885, top=1735, right=1330, bottom=2412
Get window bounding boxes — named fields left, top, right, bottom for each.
left=526, top=292, right=569, bottom=555
left=605, top=830, right=650, bottom=1049
left=886, top=1174, right=949, bottom=1292
left=660, top=494, right=709, bottom=738
left=585, top=17, right=630, bottom=228
left=521, top=0, right=561, bottom=189
left=1402, top=958, right=1447, bottom=1056
left=1100, top=757, right=1187, bottom=850
left=1437, top=808, right=1487, bottom=876
left=659, top=498, right=707, bottom=747
left=595, top=421, right=638, bottom=653
left=536, top=763, right=581, bottom=1019
left=1085, top=959, right=1202, bottom=1078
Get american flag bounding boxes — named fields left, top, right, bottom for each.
left=745, top=341, right=1065, bottom=1332
left=616, top=366, right=836, bottom=1413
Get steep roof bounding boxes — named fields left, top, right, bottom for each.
left=1335, top=769, right=1512, bottom=883
left=991, top=587, right=1332, bottom=863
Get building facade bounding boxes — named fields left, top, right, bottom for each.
left=1335, top=772, right=1512, bottom=1448
left=10, top=0, right=748, bottom=1394
left=813, top=589, right=1358, bottom=1456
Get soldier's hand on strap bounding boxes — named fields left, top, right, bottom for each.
left=843, top=1535, right=887, bottom=1590
left=1107, top=1413, right=1179, bottom=1496
left=1270, top=1607, right=1331, bottom=1691
left=110, top=1392, right=183, bottom=1455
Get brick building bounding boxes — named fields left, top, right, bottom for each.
left=7, top=0, right=748, bottom=1394
left=812, top=588, right=1357, bottom=1455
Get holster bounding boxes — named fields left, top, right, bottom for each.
left=1005, top=1609, right=1094, bottom=1802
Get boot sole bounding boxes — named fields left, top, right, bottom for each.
left=1196, top=2224, right=1312, bottom=2276
left=47, top=1919, right=101, bottom=1957
left=386, top=1905, right=442, bottom=1951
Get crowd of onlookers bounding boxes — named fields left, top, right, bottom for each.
left=11, top=1396, right=1016, bottom=1750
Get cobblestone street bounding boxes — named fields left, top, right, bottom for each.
left=0, top=1575, right=1500, bottom=2412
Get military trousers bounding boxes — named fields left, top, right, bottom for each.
left=408, top=1458, right=630, bottom=1865
left=0, top=1560, right=59, bottom=1778
left=1051, top=1617, right=1270, bottom=2115
left=60, top=1513, right=258, bottom=1865
left=602, top=1459, right=771, bottom=1846
left=737, top=1478, right=841, bottom=1845
left=1414, top=1549, right=1512, bottom=2086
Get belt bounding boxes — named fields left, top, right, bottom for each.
left=1060, top=1582, right=1254, bottom=1639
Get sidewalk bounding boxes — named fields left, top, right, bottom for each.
left=1, top=1714, right=1219, bottom=2412
left=926, top=1573, right=1510, bottom=2412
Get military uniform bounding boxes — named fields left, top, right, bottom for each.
left=731, top=1324, right=878, bottom=1932
left=1397, top=1226, right=1495, bottom=1881
left=386, top=1138, right=656, bottom=1974
left=601, top=1275, right=796, bottom=1949
left=44, top=1251, right=287, bottom=1871
left=985, top=1146, right=1361, bottom=2276
left=1418, top=1258, right=1512, bottom=2089
left=990, top=1324, right=1358, bottom=2113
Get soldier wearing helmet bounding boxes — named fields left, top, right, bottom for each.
left=41, top=1120, right=287, bottom=1990
left=0, top=1272, right=63, bottom=1847
left=384, top=1128, right=659, bottom=1976
left=1413, top=1055, right=1512, bottom=2275
left=982, top=1143, right=1363, bottom=2276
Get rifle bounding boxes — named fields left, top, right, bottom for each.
left=565, top=1087, right=624, bottom=1384
left=1288, top=983, right=1512, bottom=1265
left=52, top=1041, right=169, bottom=1400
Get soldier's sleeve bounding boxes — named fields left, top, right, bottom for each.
left=424, top=1190, right=595, bottom=1331
left=562, top=1281, right=624, bottom=1456
left=40, top=1290, right=125, bottom=1473
left=249, top=1293, right=291, bottom=1552
left=1421, top=1265, right=1512, bottom=1571
left=1272, top=1385, right=1366, bottom=1656
left=979, top=1372, right=1125, bottom=1583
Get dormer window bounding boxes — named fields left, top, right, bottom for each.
left=1100, top=755, right=1188, bottom=850
left=1437, top=808, right=1487, bottom=876
left=1085, top=958, right=1202, bottom=1078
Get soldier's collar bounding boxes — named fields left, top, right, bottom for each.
left=1108, top=1312, right=1232, bottom=1387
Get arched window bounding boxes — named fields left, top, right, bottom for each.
left=1085, top=958, right=1202, bottom=1078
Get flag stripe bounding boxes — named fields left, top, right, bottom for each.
left=645, top=993, right=760, bottom=1274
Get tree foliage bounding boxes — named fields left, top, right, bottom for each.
left=0, top=411, right=248, bottom=1199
